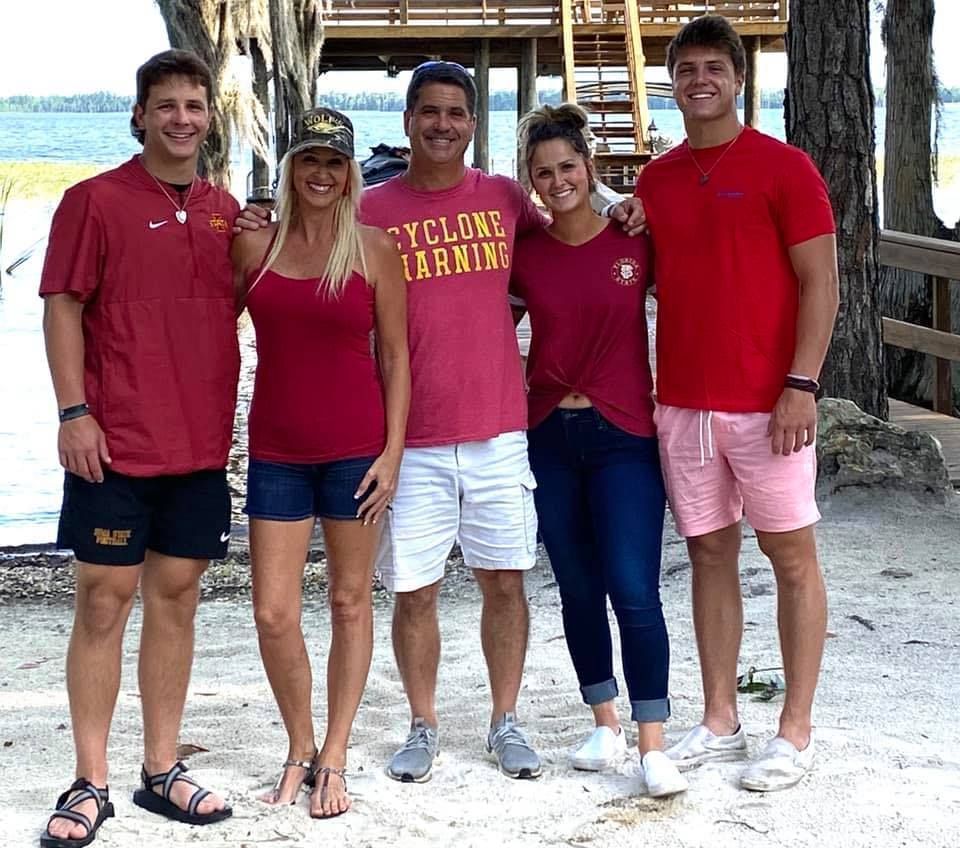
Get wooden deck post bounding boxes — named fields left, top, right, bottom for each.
left=933, top=276, right=954, bottom=414
left=474, top=39, right=491, bottom=172
left=519, top=39, right=538, bottom=117
left=560, top=0, right=577, bottom=102
left=744, top=36, right=762, bottom=128
left=517, top=39, right=538, bottom=183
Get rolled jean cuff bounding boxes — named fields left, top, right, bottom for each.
left=631, top=697, right=670, bottom=723
left=581, top=678, right=619, bottom=706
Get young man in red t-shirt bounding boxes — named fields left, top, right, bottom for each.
left=626, top=16, right=839, bottom=792
left=39, top=50, right=237, bottom=845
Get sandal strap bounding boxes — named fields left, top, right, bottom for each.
left=187, top=788, right=211, bottom=816
left=48, top=778, right=108, bottom=836
left=47, top=808, right=93, bottom=834
left=316, top=766, right=348, bottom=792
left=142, top=760, right=209, bottom=817
left=282, top=757, right=316, bottom=771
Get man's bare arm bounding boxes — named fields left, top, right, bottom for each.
left=768, top=233, right=840, bottom=455
left=43, top=294, right=111, bottom=481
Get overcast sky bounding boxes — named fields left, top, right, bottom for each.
left=1, top=1, right=959, bottom=98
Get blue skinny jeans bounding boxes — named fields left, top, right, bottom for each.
left=528, top=407, right=670, bottom=723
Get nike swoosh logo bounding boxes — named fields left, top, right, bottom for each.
left=219, top=531, right=230, bottom=543
left=148, top=219, right=168, bottom=229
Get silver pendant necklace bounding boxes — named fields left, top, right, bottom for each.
left=687, top=128, right=744, bottom=186
left=144, top=160, right=195, bottom=224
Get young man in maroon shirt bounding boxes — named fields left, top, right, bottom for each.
left=618, top=16, right=839, bottom=791
left=39, top=50, right=237, bottom=846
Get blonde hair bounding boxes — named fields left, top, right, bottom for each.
left=249, top=151, right=367, bottom=299
left=517, top=102, right=596, bottom=192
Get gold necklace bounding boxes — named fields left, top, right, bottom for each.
left=687, top=128, right=744, bottom=186
left=143, top=160, right=196, bottom=224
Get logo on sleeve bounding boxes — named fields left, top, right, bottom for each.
left=611, top=257, right=640, bottom=286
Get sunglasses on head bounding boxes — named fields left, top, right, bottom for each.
left=412, top=60, right=469, bottom=76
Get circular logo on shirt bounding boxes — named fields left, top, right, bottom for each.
left=612, top=257, right=640, bottom=286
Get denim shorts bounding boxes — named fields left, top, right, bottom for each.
left=244, top=457, right=377, bottom=521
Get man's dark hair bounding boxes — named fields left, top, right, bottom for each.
left=666, top=15, right=746, bottom=79
left=405, top=61, right=478, bottom=116
left=131, top=49, right=214, bottom=144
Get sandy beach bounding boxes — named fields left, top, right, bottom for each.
left=2, top=489, right=958, bottom=847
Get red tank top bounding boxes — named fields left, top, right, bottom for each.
left=246, top=268, right=386, bottom=463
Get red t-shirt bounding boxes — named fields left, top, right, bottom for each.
left=511, top=223, right=656, bottom=436
left=246, top=269, right=385, bottom=463
left=637, top=127, right=836, bottom=412
left=361, top=170, right=544, bottom=447
left=39, top=156, right=240, bottom=476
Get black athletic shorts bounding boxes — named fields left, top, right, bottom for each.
left=56, top=468, right=232, bottom=566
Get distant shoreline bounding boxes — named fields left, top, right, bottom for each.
left=4, top=87, right=960, bottom=113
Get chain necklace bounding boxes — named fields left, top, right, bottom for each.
left=687, top=128, right=744, bottom=186
left=143, top=158, right=195, bottom=223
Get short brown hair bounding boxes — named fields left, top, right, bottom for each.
left=131, top=49, right=214, bottom=144
left=406, top=61, right=478, bottom=116
left=666, top=15, right=746, bottom=79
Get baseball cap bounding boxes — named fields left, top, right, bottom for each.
left=287, top=107, right=355, bottom=159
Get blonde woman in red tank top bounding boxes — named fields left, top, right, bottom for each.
left=231, top=108, right=410, bottom=818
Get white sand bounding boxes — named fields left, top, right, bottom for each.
left=2, top=491, right=959, bottom=847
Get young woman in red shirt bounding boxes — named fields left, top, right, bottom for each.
left=511, top=104, right=686, bottom=798
left=231, top=107, right=410, bottom=818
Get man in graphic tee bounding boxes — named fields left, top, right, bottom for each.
left=38, top=50, right=237, bottom=845
left=362, top=62, right=545, bottom=783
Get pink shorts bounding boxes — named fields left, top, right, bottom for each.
left=653, top=404, right=820, bottom=538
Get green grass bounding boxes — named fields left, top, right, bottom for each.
left=0, top=161, right=103, bottom=200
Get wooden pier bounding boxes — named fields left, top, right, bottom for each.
left=321, top=1, right=789, bottom=186
left=889, top=400, right=960, bottom=486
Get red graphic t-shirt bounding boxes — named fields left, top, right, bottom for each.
left=637, top=127, right=836, bottom=413
left=511, top=223, right=655, bottom=436
left=361, top=170, right=544, bottom=447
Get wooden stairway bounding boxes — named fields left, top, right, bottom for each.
left=561, top=0, right=652, bottom=156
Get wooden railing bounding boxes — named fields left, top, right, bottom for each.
left=880, top=230, right=960, bottom=415
left=323, top=1, right=788, bottom=26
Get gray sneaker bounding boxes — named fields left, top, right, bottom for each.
left=486, top=712, right=542, bottom=779
left=387, top=718, right=439, bottom=783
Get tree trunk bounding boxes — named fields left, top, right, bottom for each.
left=249, top=36, right=272, bottom=201
left=268, top=0, right=323, bottom=162
left=154, top=0, right=234, bottom=188
left=786, top=0, right=887, bottom=419
left=881, top=0, right=959, bottom=410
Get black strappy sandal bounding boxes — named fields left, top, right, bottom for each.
left=262, top=751, right=319, bottom=804
left=40, top=778, right=114, bottom=848
left=131, top=761, right=232, bottom=825
left=310, top=766, right=349, bottom=820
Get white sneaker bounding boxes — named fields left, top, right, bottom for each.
left=740, top=735, right=815, bottom=792
left=641, top=750, right=689, bottom=798
left=665, top=723, right=747, bottom=771
left=570, top=726, right=628, bottom=771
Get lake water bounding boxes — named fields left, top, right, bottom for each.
left=2, top=106, right=960, bottom=546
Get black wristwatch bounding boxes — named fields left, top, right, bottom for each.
left=59, top=403, right=91, bottom=423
